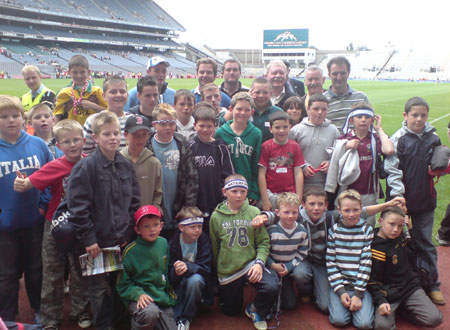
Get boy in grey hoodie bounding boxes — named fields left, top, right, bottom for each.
left=289, top=94, right=339, bottom=189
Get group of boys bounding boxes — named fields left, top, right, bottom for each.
left=0, top=53, right=447, bottom=330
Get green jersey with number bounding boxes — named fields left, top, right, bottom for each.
left=209, top=199, right=270, bottom=284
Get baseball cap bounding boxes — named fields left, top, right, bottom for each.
left=134, top=205, right=162, bottom=226
left=147, top=56, right=170, bottom=70
left=124, top=115, right=151, bottom=133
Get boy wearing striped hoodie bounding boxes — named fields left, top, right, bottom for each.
left=326, top=190, right=373, bottom=329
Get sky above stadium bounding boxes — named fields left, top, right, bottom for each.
left=159, top=0, right=448, bottom=52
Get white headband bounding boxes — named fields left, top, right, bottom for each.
left=224, top=179, right=248, bottom=190
left=342, top=108, right=374, bottom=134
left=179, top=217, right=204, bottom=226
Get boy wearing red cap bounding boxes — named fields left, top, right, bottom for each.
left=117, top=205, right=177, bottom=330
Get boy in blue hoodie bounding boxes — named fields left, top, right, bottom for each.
left=0, top=95, right=52, bottom=322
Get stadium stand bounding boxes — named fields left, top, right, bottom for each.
left=0, top=0, right=199, bottom=77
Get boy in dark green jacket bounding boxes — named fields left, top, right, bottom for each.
left=117, top=205, right=177, bottom=330
left=215, top=92, right=262, bottom=203
left=210, top=174, right=278, bottom=330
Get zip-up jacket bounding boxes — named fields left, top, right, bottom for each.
left=67, top=148, right=141, bottom=248
left=385, top=122, right=440, bottom=214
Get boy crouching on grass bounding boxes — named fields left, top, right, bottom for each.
left=117, top=205, right=177, bottom=330
left=14, top=120, right=90, bottom=330
left=368, top=206, right=442, bottom=330
left=169, top=206, right=212, bottom=330
left=210, top=174, right=278, bottom=330
left=67, top=111, right=140, bottom=329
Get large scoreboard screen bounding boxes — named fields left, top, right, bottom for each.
left=263, top=29, right=309, bottom=49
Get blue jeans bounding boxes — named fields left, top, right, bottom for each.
left=0, top=222, right=44, bottom=321
left=329, top=289, right=374, bottom=329
left=295, top=260, right=330, bottom=313
left=411, top=210, right=440, bottom=290
left=174, top=274, right=205, bottom=321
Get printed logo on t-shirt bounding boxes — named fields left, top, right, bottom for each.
left=268, top=152, right=294, bottom=171
left=163, top=150, right=180, bottom=171
left=194, top=155, right=216, bottom=167
left=0, top=155, right=41, bottom=178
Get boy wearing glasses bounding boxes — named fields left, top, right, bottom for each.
left=147, top=104, right=198, bottom=241
left=13, top=119, right=91, bottom=329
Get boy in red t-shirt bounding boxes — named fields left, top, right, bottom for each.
left=258, top=111, right=305, bottom=211
left=14, top=119, right=91, bottom=330
left=338, top=102, right=394, bottom=226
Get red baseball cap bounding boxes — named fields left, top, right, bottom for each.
left=134, top=205, right=161, bottom=226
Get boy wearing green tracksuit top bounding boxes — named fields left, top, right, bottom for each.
left=215, top=92, right=262, bottom=204
left=210, top=174, right=278, bottom=330
left=117, top=205, right=177, bottom=330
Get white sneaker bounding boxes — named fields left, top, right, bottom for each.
left=177, top=319, right=190, bottom=330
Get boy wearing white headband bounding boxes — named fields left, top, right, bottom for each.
left=210, top=174, right=278, bottom=330
left=169, top=206, right=212, bottom=330
left=338, top=102, right=393, bottom=226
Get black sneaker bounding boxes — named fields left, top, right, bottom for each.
left=436, top=234, right=450, bottom=246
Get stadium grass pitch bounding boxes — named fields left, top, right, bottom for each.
left=1, top=77, right=449, bottom=240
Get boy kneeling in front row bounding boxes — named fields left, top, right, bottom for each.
left=169, top=206, right=212, bottom=330
left=210, top=174, right=278, bottom=330
left=368, top=206, right=442, bottom=329
left=117, top=205, right=177, bottom=330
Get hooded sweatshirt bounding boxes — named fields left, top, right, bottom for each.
left=209, top=199, right=269, bottom=285
left=289, top=118, right=340, bottom=186
left=120, top=146, right=162, bottom=208
left=298, top=208, right=336, bottom=266
left=215, top=120, right=262, bottom=200
left=0, top=131, right=52, bottom=231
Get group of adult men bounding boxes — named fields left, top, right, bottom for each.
left=120, top=55, right=368, bottom=132
left=21, top=53, right=369, bottom=134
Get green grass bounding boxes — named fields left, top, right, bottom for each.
left=1, top=78, right=449, bottom=242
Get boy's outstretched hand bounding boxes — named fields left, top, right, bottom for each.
left=137, top=293, right=154, bottom=309
left=378, top=303, right=391, bottom=316
left=340, top=292, right=351, bottom=308
left=252, top=214, right=268, bottom=228
left=389, top=196, right=407, bottom=210
left=248, top=263, right=263, bottom=283
left=349, top=295, right=362, bottom=311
